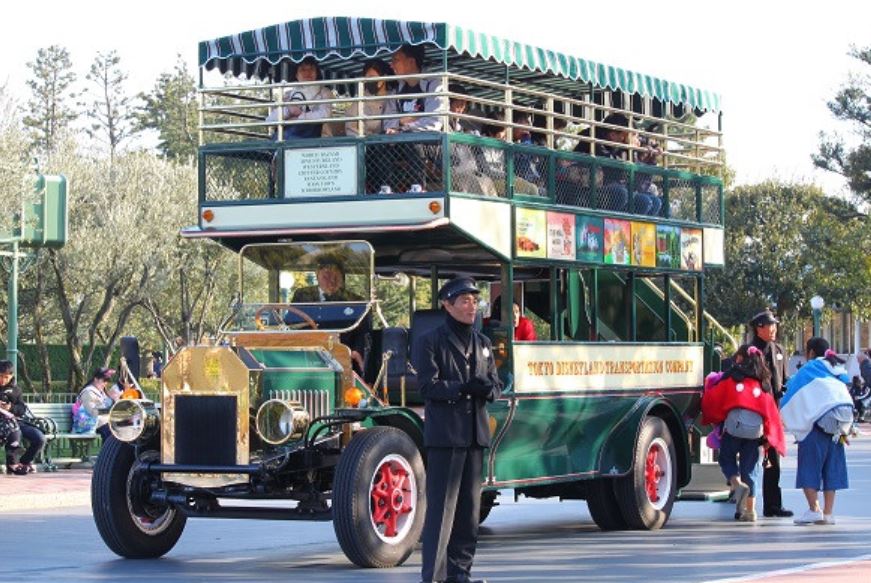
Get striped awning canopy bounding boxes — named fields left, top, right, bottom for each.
left=199, top=17, right=720, bottom=112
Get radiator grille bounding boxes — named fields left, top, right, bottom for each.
left=271, top=389, right=331, bottom=421
left=174, top=395, right=238, bottom=465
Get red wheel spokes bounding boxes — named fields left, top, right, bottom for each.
left=370, top=462, right=412, bottom=537
left=645, top=446, right=663, bottom=503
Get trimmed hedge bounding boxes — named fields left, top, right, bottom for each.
left=1, top=343, right=120, bottom=382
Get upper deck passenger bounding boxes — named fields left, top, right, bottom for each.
left=266, top=56, right=332, bottom=140
left=383, top=44, right=447, bottom=134
left=345, top=59, right=395, bottom=137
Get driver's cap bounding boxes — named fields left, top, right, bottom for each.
left=438, top=277, right=480, bottom=301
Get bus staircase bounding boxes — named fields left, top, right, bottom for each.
left=596, top=271, right=736, bottom=501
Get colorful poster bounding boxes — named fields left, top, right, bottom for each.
left=655, top=225, right=681, bottom=269
left=576, top=215, right=604, bottom=263
left=681, top=228, right=703, bottom=271
left=546, top=212, right=576, bottom=260
left=515, top=208, right=546, bottom=258
left=603, top=219, right=631, bottom=265
left=631, top=222, right=656, bottom=267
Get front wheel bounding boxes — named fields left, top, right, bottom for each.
left=332, top=426, right=425, bottom=568
left=91, top=438, right=186, bottom=558
left=614, top=417, right=676, bottom=530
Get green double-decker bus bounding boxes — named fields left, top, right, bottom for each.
left=92, top=17, right=732, bottom=568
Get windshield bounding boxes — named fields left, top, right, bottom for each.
left=228, top=241, right=373, bottom=332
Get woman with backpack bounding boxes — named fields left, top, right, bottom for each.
left=71, top=367, right=117, bottom=440
left=702, top=344, right=786, bottom=522
left=780, top=337, right=853, bottom=526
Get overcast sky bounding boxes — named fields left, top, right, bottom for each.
left=2, top=1, right=868, bottom=193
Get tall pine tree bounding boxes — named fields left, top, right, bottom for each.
left=84, top=50, right=133, bottom=163
left=23, top=45, right=78, bottom=155
left=135, top=56, right=198, bottom=160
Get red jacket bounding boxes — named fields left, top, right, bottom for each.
left=701, top=375, right=786, bottom=456
left=514, top=317, right=537, bottom=341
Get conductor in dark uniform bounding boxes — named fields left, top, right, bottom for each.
left=414, top=277, right=502, bottom=583
left=749, top=309, right=793, bottom=518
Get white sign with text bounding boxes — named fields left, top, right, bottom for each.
left=284, top=146, right=357, bottom=197
left=513, top=343, right=704, bottom=392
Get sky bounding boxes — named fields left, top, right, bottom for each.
left=2, top=1, right=868, bottom=194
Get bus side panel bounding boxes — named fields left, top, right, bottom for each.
left=489, top=394, right=638, bottom=485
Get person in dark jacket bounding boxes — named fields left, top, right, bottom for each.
left=749, top=310, right=793, bottom=518
left=291, top=256, right=369, bottom=374
left=413, top=277, right=502, bottom=583
left=0, top=360, right=46, bottom=474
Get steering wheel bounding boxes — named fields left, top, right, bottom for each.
left=254, top=305, right=318, bottom=331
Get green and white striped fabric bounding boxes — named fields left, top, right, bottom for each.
left=199, top=17, right=720, bottom=112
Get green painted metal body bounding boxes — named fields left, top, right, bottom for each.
left=483, top=389, right=696, bottom=490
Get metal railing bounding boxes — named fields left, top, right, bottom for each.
left=199, top=71, right=723, bottom=175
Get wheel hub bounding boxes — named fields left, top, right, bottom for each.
left=645, top=445, right=664, bottom=503
left=370, top=460, right=413, bottom=538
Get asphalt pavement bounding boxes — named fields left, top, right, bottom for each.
left=2, top=433, right=871, bottom=581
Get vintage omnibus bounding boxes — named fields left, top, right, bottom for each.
left=93, top=17, right=733, bottom=568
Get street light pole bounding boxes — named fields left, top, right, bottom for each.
left=810, top=295, right=825, bottom=338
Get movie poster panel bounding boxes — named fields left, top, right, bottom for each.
left=546, top=211, right=576, bottom=260
left=515, top=208, right=547, bottom=258
left=631, top=222, right=656, bottom=267
left=680, top=228, right=703, bottom=271
left=603, top=218, right=631, bottom=265
left=576, top=215, right=604, bottom=263
left=655, top=225, right=681, bottom=269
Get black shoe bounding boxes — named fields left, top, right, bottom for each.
left=763, top=507, right=794, bottom=518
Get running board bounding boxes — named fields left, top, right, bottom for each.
left=678, top=463, right=731, bottom=502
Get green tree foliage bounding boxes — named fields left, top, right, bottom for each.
left=42, top=137, right=198, bottom=387
left=84, top=50, right=133, bottom=162
left=814, top=46, right=871, bottom=207
left=135, top=56, right=198, bottom=160
left=707, top=181, right=871, bottom=331
left=23, top=45, right=78, bottom=154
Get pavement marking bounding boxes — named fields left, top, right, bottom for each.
left=701, top=554, right=871, bottom=582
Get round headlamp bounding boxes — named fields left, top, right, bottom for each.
left=255, top=399, right=311, bottom=445
left=108, top=399, right=160, bottom=443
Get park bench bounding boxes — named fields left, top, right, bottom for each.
left=25, top=403, right=102, bottom=471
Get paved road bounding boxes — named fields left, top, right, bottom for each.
left=3, top=434, right=871, bottom=582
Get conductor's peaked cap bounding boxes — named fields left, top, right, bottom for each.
left=438, top=277, right=480, bottom=301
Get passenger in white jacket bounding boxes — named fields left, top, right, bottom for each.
left=267, top=56, right=332, bottom=140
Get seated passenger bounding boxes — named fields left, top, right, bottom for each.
left=266, top=56, right=332, bottom=140
left=447, top=84, right=481, bottom=135
left=345, top=59, right=394, bottom=137
left=513, top=302, right=537, bottom=341
left=512, top=110, right=544, bottom=188
left=291, top=256, right=368, bottom=373
left=383, top=44, right=447, bottom=134
left=574, top=113, right=662, bottom=215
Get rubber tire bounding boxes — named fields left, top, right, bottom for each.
left=91, top=437, right=186, bottom=558
left=121, top=336, right=141, bottom=380
left=332, top=426, right=425, bottom=568
left=479, top=490, right=498, bottom=525
left=586, top=478, right=629, bottom=531
left=614, top=417, right=676, bottom=530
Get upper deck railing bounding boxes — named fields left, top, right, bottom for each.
left=197, top=72, right=723, bottom=226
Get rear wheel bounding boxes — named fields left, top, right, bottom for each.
left=586, top=478, right=629, bottom=531
left=333, top=426, right=425, bottom=568
left=615, top=417, right=676, bottom=530
left=91, top=438, right=186, bottom=558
